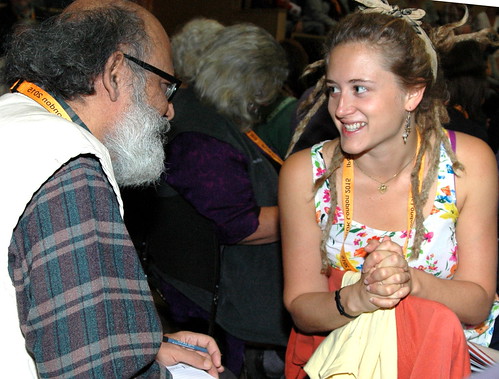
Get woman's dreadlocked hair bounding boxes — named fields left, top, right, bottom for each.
left=291, top=10, right=480, bottom=274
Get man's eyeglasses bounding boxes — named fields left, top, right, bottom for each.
left=123, top=53, right=181, bottom=102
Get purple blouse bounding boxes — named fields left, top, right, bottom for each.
left=165, top=131, right=260, bottom=244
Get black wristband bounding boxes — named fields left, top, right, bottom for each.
left=334, top=288, right=358, bottom=319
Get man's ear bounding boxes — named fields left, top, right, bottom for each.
left=102, top=51, right=126, bottom=102
left=405, top=84, right=426, bottom=112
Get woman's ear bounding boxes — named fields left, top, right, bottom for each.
left=405, top=84, right=426, bottom=112
left=102, top=51, right=126, bottom=102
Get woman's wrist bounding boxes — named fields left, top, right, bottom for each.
left=337, top=283, right=367, bottom=317
left=334, top=288, right=358, bottom=318
left=407, top=267, right=419, bottom=296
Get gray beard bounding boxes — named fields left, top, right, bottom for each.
left=104, top=93, right=169, bottom=188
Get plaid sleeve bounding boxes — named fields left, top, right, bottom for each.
left=8, top=155, right=170, bottom=378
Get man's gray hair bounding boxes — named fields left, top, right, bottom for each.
left=3, top=5, right=150, bottom=100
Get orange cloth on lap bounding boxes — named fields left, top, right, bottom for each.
left=396, top=295, right=470, bottom=378
left=285, top=270, right=344, bottom=379
left=285, top=269, right=471, bottom=379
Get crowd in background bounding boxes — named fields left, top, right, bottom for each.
left=250, top=0, right=499, bottom=159
left=1, top=1, right=499, bottom=378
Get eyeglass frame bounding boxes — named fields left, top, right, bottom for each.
left=123, top=53, right=181, bottom=102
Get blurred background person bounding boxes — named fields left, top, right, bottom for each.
left=0, top=0, right=59, bottom=55
left=123, top=20, right=292, bottom=378
left=440, top=39, right=490, bottom=144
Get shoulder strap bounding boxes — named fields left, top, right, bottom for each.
left=447, top=129, right=457, bottom=152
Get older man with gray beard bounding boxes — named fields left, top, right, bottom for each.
left=0, top=0, right=224, bottom=378
left=104, top=72, right=170, bottom=187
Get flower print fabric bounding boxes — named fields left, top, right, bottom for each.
left=313, top=140, right=458, bottom=276
left=311, top=139, right=499, bottom=346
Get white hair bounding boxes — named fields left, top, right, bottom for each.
left=104, top=75, right=169, bottom=187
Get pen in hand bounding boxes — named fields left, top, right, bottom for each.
left=163, top=336, right=209, bottom=353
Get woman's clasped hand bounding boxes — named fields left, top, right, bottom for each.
left=361, top=237, right=412, bottom=309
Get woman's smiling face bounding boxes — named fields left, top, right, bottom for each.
left=326, top=42, right=411, bottom=155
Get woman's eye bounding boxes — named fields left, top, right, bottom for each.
left=354, top=85, right=367, bottom=94
left=327, top=86, right=340, bottom=96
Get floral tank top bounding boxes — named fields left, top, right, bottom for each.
left=312, top=139, right=499, bottom=346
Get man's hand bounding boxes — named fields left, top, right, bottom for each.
left=156, top=331, right=224, bottom=378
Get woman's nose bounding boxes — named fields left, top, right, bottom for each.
left=334, top=94, right=354, bottom=118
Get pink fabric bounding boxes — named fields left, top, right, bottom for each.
left=396, top=295, right=470, bottom=379
left=285, top=270, right=343, bottom=379
left=285, top=269, right=471, bottom=379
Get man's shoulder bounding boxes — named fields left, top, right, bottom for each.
left=0, top=94, right=121, bottom=252
left=52, top=154, right=106, bottom=181
left=0, top=93, right=108, bottom=165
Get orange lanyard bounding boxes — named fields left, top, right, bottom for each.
left=245, top=130, right=284, bottom=166
left=453, top=104, right=469, bottom=119
left=339, top=137, right=424, bottom=271
left=10, top=80, right=284, bottom=170
left=10, top=80, right=71, bottom=121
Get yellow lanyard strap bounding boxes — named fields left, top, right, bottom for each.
left=245, top=130, right=284, bottom=166
left=10, top=80, right=72, bottom=121
left=340, top=138, right=424, bottom=270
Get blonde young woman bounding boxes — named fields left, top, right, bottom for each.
left=279, top=1, right=499, bottom=377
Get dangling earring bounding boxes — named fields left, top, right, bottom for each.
left=402, top=112, right=411, bottom=144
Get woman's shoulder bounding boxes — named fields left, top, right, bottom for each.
left=281, top=140, right=339, bottom=188
left=451, top=131, right=497, bottom=206
left=282, top=146, right=313, bottom=175
left=285, top=139, right=338, bottom=166
left=453, top=131, right=495, bottom=168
